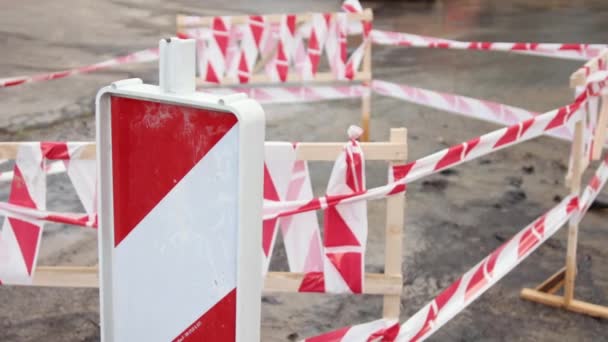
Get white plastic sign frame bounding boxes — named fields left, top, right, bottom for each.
left=96, top=38, right=265, bottom=342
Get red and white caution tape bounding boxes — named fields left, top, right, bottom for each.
left=577, top=153, right=608, bottom=220
left=322, top=125, right=367, bottom=294
left=0, top=48, right=159, bottom=88
left=325, top=13, right=348, bottom=80
left=182, top=10, right=369, bottom=84
left=262, top=143, right=297, bottom=275
left=0, top=142, right=96, bottom=229
left=0, top=81, right=602, bottom=291
left=303, top=149, right=608, bottom=341
left=0, top=145, right=46, bottom=285
left=191, top=16, right=233, bottom=83
left=268, top=14, right=298, bottom=82
left=371, top=29, right=606, bottom=61
left=0, top=159, right=66, bottom=182
left=264, top=83, right=593, bottom=221
left=0, top=78, right=600, bottom=232
left=301, top=14, right=329, bottom=80
left=279, top=155, right=324, bottom=279
left=0, top=202, right=93, bottom=229
left=339, top=0, right=372, bottom=80
left=397, top=152, right=608, bottom=341
left=232, top=16, right=271, bottom=83
left=304, top=148, right=608, bottom=340
left=371, top=80, right=574, bottom=141
left=396, top=196, right=578, bottom=341
left=341, top=0, right=363, bottom=14
left=302, top=318, right=399, bottom=342
left=577, top=52, right=608, bottom=77
left=304, top=195, right=578, bottom=342
left=202, top=84, right=367, bottom=104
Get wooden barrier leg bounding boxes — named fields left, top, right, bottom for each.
left=565, top=120, right=584, bottom=304
left=521, top=119, right=608, bottom=319
left=361, top=91, right=371, bottom=142
left=591, top=96, right=608, bottom=160
left=382, top=128, right=407, bottom=319
left=360, top=23, right=373, bottom=142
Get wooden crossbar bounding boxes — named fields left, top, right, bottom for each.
left=196, top=71, right=371, bottom=87
left=34, top=266, right=402, bottom=296
left=0, top=141, right=405, bottom=161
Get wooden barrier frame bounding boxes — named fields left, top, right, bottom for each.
left=176, top=9, right=374, bottom=141
left=27, top=128, right=407, bottom=319
left=521, top=50, right=608, bottom=319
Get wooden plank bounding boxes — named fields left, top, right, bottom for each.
left=264, top=271, right=402, bottom=295
left=382, top=128, right=407, bottom=319
left=0, top=142, right=96, bottom=160
left=359, top=9, right=373, bottom=142
left=295, top=141, right=406, bottom=161
left=568, top=299, right=608, bottom=319
left=0, top=143, right=19, bottom=160
left=0, top=141, right=405, bottom=162
left=32, top=267, right=403, bottom=296
left=177, top=9, right=373, bottom=29
left=521, top=288, right=564, bottom=308
left=197, top=71, right=371, bottom=87
left=569, top=49, right=608, bottom=88
left=521, top=288, right=608, bottom=319
left=535, top=267, right=566, bottom=295
left=569, top=70, right=585, bottom=88
left=592, top=96, right=608, bottom=160
left=33, top=266, right=98, bottom=288
left=564, top=120, right=585, bottom=305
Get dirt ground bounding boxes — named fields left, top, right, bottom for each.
left=1, top=0, right=608, bottom=341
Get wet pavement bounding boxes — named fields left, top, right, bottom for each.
left=1, top=0, right=608, bottom=341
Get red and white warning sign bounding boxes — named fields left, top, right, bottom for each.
left=96, top=38, right=265, bottom=341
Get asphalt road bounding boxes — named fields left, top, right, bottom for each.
left=1, top=0, right=608, bottom=341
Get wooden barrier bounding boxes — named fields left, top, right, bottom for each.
left=176, top=9, right=375, bottom=141
left=521, top=49, right=608, bottom=319
left=27, top=128, right=407, bottom=319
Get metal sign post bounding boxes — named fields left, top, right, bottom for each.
left=96, top=38, right=265, bottom=342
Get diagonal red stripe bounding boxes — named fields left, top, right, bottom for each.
left=305, top=325, right=350, bottom=342
left=326, top=252, right=362, bottom=293
left=41, top=142, right=70, bottom=160
left=213, top=18, right=229, bottom=56
left=172, top=288, right=236, bottom=342
left=324, top=206, right=361, bottom=247
left=8, top=218, right=40, bottom=275
left=249, top=15, right=264, bottom=48
left=8, top=165, right=41, bottom=275
left=434, top=144, right=464, bottom=170
left=493, top=124, right=520, bottom=148
left=299, top=271, right=325, bottom=292
left=262, top=164, right=282, bottom=255
left=111, top=97, right=237, bottom=247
